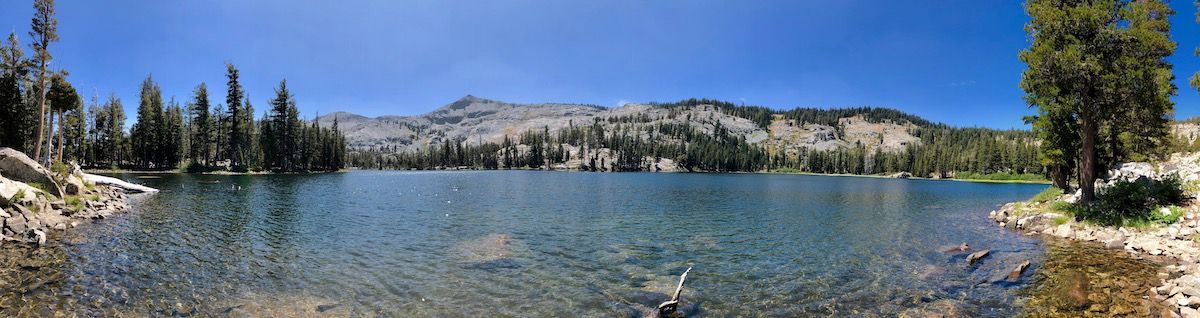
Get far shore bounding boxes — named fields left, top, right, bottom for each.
left=760, top=170, right=1052, bottom=185
left=83, top=166, right=1052, bottom=185
left=83, top=168, right=350, bottom=176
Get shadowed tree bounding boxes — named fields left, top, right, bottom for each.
left=0, top=33, right=32, bottom=152
left=46, top=73, right=79, bottom=162
left=188, top=83, right=212, bottom=168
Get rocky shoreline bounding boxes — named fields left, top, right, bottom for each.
left=990, top=202, right=1197, bottom=316
left=0, top=148, right=155, bottom=247
left=988, top=153, right=1200, bottom=317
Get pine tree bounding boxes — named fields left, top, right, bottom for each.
left=225, top=62, right=246, bottom=169
left=1020, top=0, right=1176, bottom=203
left=130, top=75, right=163, bottom=169
left=46, top=73, right=78, bottom=162
left=0, top=33, right=30, bottom=152
left=29, top=0, right=58, bottom=164
left=188, top=83, right=211, bottom=168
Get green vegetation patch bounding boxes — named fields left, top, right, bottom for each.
left=956, top=172, right=1048, bottom=182
left=1065, top=176, right=1188, bottom=227
left=1029, top=186, right=1062, bottom=204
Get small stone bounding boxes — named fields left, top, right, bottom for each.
left=967, top=250, right=990, bottom=265
left=1181, top=306, right=1199, bottom=318
left=1105, top=236, right=1125, bottom=249
left=32, top=229, right=45, bottom=246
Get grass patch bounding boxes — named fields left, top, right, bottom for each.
left=11, top=188, right=25, bottom=203
left=955, top=172, right=1048, bottom=182
left=1052, top=215, right=1070, bottom=226
left=65, top=196, right=83, bottom=212
left=27, top=182, right=44, bottom=191
left=1029, top=186, right=1062, bottom=203
left=772, top=167, right=804, bottom=174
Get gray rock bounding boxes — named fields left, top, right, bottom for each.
left=967, top=250, right=990, bottom=265
left=32, top=229, right=45, bottom=246
left=5, top=215, right=26, bottom=234
left=1181, top=306, right=1198, bottom=318
left=1105, top=237, right=1125, bottom=249
left=0, top=147, right=63, bottom=197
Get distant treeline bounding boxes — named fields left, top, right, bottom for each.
left=349, top=99, right=1042, bottom=177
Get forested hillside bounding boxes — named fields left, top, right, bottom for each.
left=331, top=96, right=1043, bottom=179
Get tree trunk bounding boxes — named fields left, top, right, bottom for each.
left=1052, top=164, right=1070, bottom=193
left=56, top=110, right=64, bottom=162
left=45, top=111, right=54, bottom=164
left=1079, top=112, right=1098, bottom=204
left=33, top=64, right=47, bottom=165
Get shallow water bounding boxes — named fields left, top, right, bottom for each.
left=0, top=171, right=1052, bottom=316
left=1022, top=240, right=1169, bottom=317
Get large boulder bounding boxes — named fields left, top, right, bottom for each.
left=0, top=148, right=63, bottom=197
left=0, top=175, right=47, bottom=207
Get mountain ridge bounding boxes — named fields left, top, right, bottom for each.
left=318, top=95, right=993, bottom=153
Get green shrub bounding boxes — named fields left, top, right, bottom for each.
left=1148, top=175, right=1186, bottom=206
left=1078, top=176, right=1189, bottom=226
left=50, top=160, right=69, bottom=177
left=1149, top=205, right=1184, bottom=225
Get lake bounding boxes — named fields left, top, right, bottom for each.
left=0, top=171, right=1049, bottom=317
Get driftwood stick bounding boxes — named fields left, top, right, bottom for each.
left=657, top=267, right=692, bottom=316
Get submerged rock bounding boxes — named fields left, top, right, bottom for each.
left=966, top=250, right=990, bottom=265
left=1061, top=271, right=1089, bottom=309
left=1008, top=260, right=1032, bottom=281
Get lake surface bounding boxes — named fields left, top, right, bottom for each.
left=1, top=171, right=1050, bottom=317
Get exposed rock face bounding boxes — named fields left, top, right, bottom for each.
left=318, top=96, right=924, bottom=169
left=0, top=147, right=63, bottom=197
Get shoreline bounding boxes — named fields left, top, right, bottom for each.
left=989, top=201, right=1200, bottom=316
left=759, top=170, right=1052, bottom=184
left=82, top=168, right=349, bottom=176
left=274, top=166, right=1055, bottom=184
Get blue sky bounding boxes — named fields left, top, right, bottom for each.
left=1, top=1, right=1198, bottom=129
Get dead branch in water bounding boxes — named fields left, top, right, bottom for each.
left=657, top=267, right=692, bottom=316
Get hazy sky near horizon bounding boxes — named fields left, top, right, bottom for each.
left=1, top=1, right=1199, bottom=129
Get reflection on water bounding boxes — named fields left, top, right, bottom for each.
left=0, top=171, right=1056, bottom=316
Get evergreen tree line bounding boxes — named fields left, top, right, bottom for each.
left=0, top=0, right=347, bottom=172
left=0, top=58, right=347, bottom=172
left=770, top=127, right=1041, bottom=177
